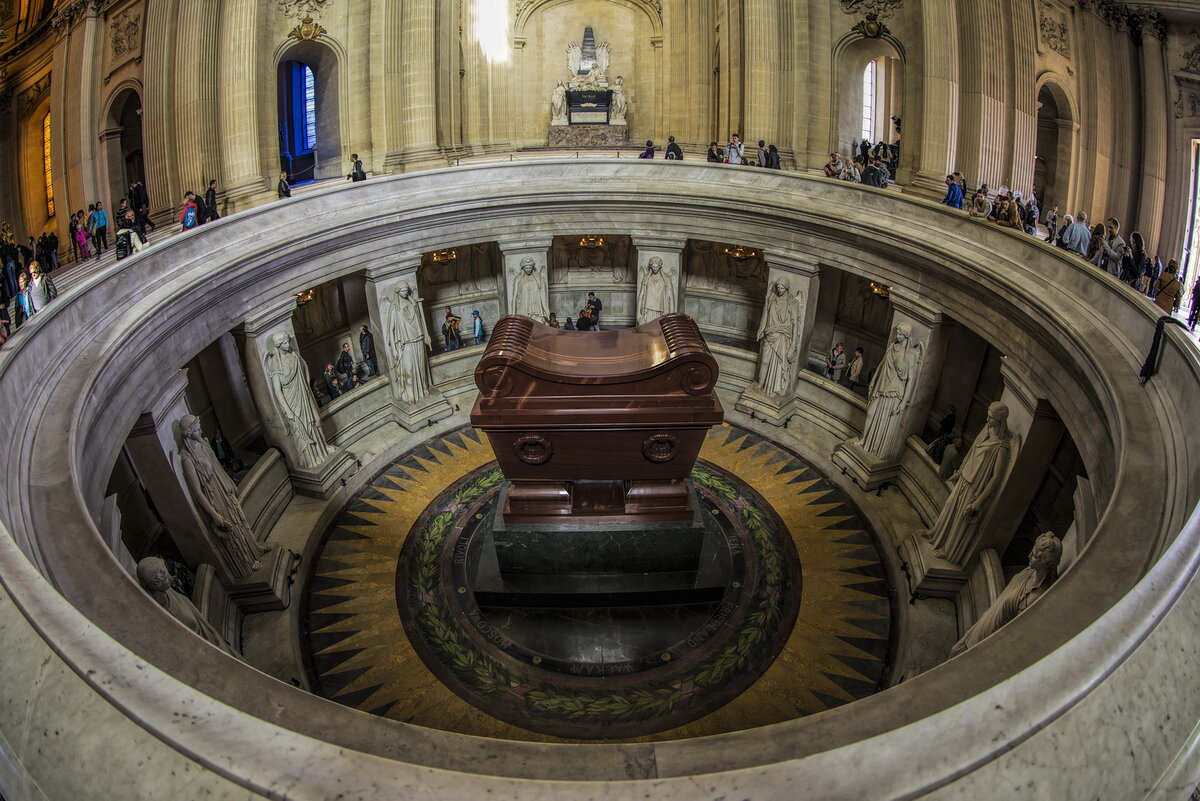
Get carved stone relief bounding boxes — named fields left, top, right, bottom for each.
left=837, top=0, right=903, bottom=19
left=17, top=75, right=50, bottom=115
left=109, top=7, right=140, bottom=59
left=278, top=0, right=332, bottom=21
left=1039, top=1, right=1070, bottom=58
left=1183, top=33, right=1200, bottom=76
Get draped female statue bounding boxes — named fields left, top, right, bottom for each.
left=923, top=401, right=1015, bottom=565
left=637, top=256, right=676, bottom=324
left=137, top=556, right=240, bottom=656
left=753, top=278, right=804, bottom=397
left=265, top=331, right=331, bottom=468
left=383, top=281, right=435, bottom=405
left=860, top=323, right=923, bottom=457
left=179, top=414, right=268, bottom=579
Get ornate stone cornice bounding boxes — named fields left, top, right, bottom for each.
left=1078, top=0, right=1166, bottom=41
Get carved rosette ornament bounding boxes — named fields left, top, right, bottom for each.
left=514, top=434, right=553, bottom=466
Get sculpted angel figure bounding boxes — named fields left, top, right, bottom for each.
left=265, top=331, right=331, bottom=468
left=382, top=281, right=435, bottom=405
left=637, top=256, right=677, bottom=324
left=510, top=256, right=550, bottom=324
left=567, top=41, right=583, bottom=75
left=859, top=323, right=923, bottom=458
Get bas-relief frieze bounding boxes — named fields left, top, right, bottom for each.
left=109, top=7, right=140, bottom=59
left=278, top=0, right=333, bottom=21
left=1039, top=1, right=1070, bottom=58
left=1183, top=32, right=1200, bottom=75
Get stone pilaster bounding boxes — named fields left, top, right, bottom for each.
left=173, top=0, right=221, bottom=193
left=742, top=0, right=779, bottom=159
left=909, top=0, right=960, bottom=195
left=831, top=293, right=950, bottom=490
left=194, top=332, right=260, bottom=451
left=238, top=298, right=356, bottom=498
left=142, top=0, right=180, bottom=222
left=363, top=258, right=453, bottom=432
left=124, top=369, right=232, bottom=584
left=736, top=258, right=821, bottom=425
left=1135, top=25, right=1168, bottom=254
left=632, top=236, right=687, bottom=325
left=217, top=0, right=269, bottom=211
left=399, top=0, right=445, bottom=171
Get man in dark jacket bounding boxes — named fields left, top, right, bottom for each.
left=335, top=342, right=356, bottom=389
left=205, top=180, right=220, bottom=222
left=359, top=325, right=378, bottom=376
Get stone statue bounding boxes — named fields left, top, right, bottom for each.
left=637, top=256, right=677, bottom=324
left=178, top=415, right=268, bottom=579
left=859, top=323, right=924, bottom=458
left=136, top=556, right=240, bottom=656
left=922, top=401, right=1015, bottom=565
left=594, top=41, right=611, bottom=79
left=550, top=81, right=568, bottom=126
left=265, top=331, right=331, bottom=468
left=510, top=256, right=550, bottom=324
left=950, top=531, right=1062, bottom=655
left=383, top=281, right=435, bottom=405
left=567, top=41, right=583, bottom=75
left=753, top=278, right=804, bottom=397
left=610, top=76, right=628, bottom=123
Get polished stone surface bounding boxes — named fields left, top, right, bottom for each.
left=302, top=423, right=893, bottom=741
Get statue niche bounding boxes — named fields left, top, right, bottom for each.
left=549, top=235, right=632, bottom=284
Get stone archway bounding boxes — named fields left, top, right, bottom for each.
left=276, top=40, right=343, bottom=183
left=832, top=35, right=905, bottom=162
left=101, top=86, right=144, bottom=211
left=1036, top=80, right=1077, bottom=214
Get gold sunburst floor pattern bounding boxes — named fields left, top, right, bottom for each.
left=301, top=424, right=895, bottom=743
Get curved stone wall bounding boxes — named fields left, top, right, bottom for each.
left=0, top=162, right=1198, bottom=798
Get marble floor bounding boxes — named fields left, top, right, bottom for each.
left=299, top=422, right=896, bottom=742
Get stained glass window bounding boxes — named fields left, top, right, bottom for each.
left=302, top=65, right=316, bottom=151
left=43, top=113, right=54, bottom=218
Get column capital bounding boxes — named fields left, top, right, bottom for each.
left=242, top=296, right=299, bottom=334
left=130, top=369, right=191, bottom=435
left=496, top=238, right=553, bottom=254
left=364, top=255, right=423, bottom=283
left=764, top=255, right=820, bottom=277
left=886, top=290, right=949, bottom=329
left=631, top=235, right=688, bottom=253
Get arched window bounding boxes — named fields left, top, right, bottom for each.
left=42, top=112, right=54, bottom=218
left=860, top=61, right=877, bottom=144
left=302, top=65, right=316, bottom=150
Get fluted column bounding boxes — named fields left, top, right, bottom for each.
left=741, top=0, right=778, bottom=156
left=831, top=292, right=950, bottom=490
left=1136, top=22, right=1168, bottom=253
left=75, top=4, right=103, bottom=211
left=1007, top=0, right=1037, bottom=197
left=909, top=0, right=959, bottom=195
left=142, top=0, right=180, bottom=222
left=217, top=0, right=268, bottom=211
left=173, top=0, right=221, bottom=194
left=375, top=0, right=406, bottom=172
left=400, top=0, right=445, bottom=170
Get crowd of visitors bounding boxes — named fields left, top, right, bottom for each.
left=315, top=325, right=381, bottom=403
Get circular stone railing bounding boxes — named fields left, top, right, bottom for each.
left=0, top=161, right=1197, bottom=800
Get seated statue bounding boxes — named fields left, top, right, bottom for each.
left=950, top=531, right=1062, bottom=655
left=136, top=556, right=240, bottom=657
